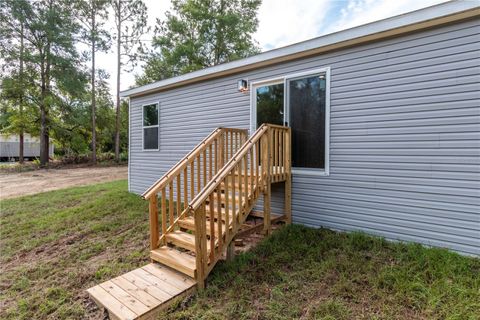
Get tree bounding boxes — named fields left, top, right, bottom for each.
left=111, top=0, right=149, bottom=162
left=0, top=0, right=86, bottom=166
left=77, top=0, right=110, bottom=164
left=137, top=0, right=261, bottom=85
left=0, top=3, right=30, bottom=162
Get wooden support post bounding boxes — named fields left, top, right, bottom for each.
left=218, top=133, right=225, bottom=169
left=285, top=128, right=292, bottom=224
left=262, top=128, right=271, bottom=235
left=161, top=188, right=167, bottom=244
left=194, top=205, right=207, bottom=290
left=149, top=196, right=159, bottom=250
left=226, top=240, right=235, bottom=262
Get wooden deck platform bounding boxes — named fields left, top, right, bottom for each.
left=87, top=263, right=196, bottom=320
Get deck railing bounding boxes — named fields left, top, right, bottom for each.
left=143, top=127, right=248, bottom=250
left=188, top=124, right=291, bottom=287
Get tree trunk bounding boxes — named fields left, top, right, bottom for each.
left=19, top=22, right=24, bottom=164
left=19, top=134, right=24, bottom=163
left=114, top=0, right=121, bottom=162
left=40, top=45, right=51, bottom=167
left=39, top=59, right=48, bottom=166
left=39, top=101, right=48, bottom=165
left=91, top=7, right=97, bottom=164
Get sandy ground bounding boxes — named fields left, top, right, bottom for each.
left=0, top=166, right=128, bottom=200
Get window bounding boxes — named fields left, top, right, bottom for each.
left=143, top=103, right=159, bottom=150
left=287, top=72, right=328, bottom=172
left=255, top=82, right=284, bottom=129
left=251, top=67, right=330, bottom=175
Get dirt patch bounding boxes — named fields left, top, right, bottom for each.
left=0, top=166, right=127, bottom=200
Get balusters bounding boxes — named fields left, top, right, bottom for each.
left=243, top=154, right=248, bottom=208
left=231, top=132, right=235, bottom=156
left=238, top=158, right=243, bottom=214
left=183, top=168, right=188, bottom=212
left=255, top=141, right=260, bottom=196
left=224, top=176, right=230, bottom=243
left=216, top=187, right=222, bottom=252
left=168, top=181, right=174, bottom=226
left=231, top=167, right=237, bottom=231
left=208, top=193, right=215, bottom=262
left=279, top=130, right=283, bottom=179
left=176, top=176, right=181, bottom=219
left=161, top=188, right=167, bottom=239
left=249, top=148, right=254, bottom=200
left=190, top=162, right=194, bottom=201
left=273, top=129, right=277, bottom=179
left=209, top=144, right=213, bottom=180
left=194, top=156, right=199, bottom=195
left=214, top=139, right=219, bottom=175
left=202, top=150, right=207, bottom=190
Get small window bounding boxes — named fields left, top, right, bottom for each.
left=143, top=104, right=159, bottom=150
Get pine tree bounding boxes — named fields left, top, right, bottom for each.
left=1, top=0, right=85, bottom=166
left=137, top=0, right=261, bottom=85
left=77, top=0, right=110, bottom=164
left=111, top=0, right=149, bottom=162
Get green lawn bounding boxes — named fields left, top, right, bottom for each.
left=1, top=180, right=479, bottom=319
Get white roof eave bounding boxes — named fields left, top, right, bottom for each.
left=121, top=1, right=479, bottom=98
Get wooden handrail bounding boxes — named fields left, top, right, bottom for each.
left=190, top=123, right=290, bottom=288
left=188, top=124, right=270, bottom=211
left=145, top=126, right=248, bottom=251
left=142, top=128, right=247, bottom=199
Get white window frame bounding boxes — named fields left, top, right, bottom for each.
left=142, top=102, right=160, bottom=151
left=249, top=66, right=331, bottom=176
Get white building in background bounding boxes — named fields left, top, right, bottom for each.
left=0, top=134, right=54, bottom=161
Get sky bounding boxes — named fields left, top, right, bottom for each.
left=96, top=0, right=450, bottom=97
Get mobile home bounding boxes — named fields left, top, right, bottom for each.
left=0, top=134, right=54, bottom=161
left=121, top=2, right=480, bottom=256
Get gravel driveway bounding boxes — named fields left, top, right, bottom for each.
left=0, top=166, right=128, bottom=200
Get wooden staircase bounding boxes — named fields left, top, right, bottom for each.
left=143, top=124, right=291, bottom=289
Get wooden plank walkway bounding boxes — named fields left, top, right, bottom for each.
left=87, top=263, right=196, bottom=320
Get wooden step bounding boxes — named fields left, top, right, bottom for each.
left=206, top=206, right=227, bottom=221
left=208, top=192, right=243, bottom=204
left=166, top=230, right=211, bottom=252
left=249, top=210, right=283, bottom=220
left=220, top=179, right=250, bottom=189
left=150, top=246, right=196, bottom=278
left=178, top=216, right=228, bottom=237
left=209, top=191, right=258, bottom=206
left=87, top=263, right=196, bottom=320
left=227, top=171, right=257, bottom=178
left=205, top=206, right=240, bottom=222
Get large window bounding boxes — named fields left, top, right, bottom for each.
left=143, top=103, right=159, bottom=150
left=251, top=68, right=330, bottom=175
left=287, top=73, right=328, bottom=171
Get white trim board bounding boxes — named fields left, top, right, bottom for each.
left=120, top=2, right=479, bottom=98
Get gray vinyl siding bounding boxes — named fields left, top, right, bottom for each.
left=129, top=18, right=480, bottom=255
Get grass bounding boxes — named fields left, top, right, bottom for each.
left=0, top=180, right=149, bottom=319
left=1, top=180, right=479, bottom=319
left=161, top=226, right=479, bottom=320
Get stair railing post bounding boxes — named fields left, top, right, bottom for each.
left=149, top=195, right=159, bottom=250
left=285, top=127, right=292, bottom=224
left=194, top=205, right=207, bottom=290
left=218, top=132, right=225, bottom=169
left=262, top=126, right=272, bottom=235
